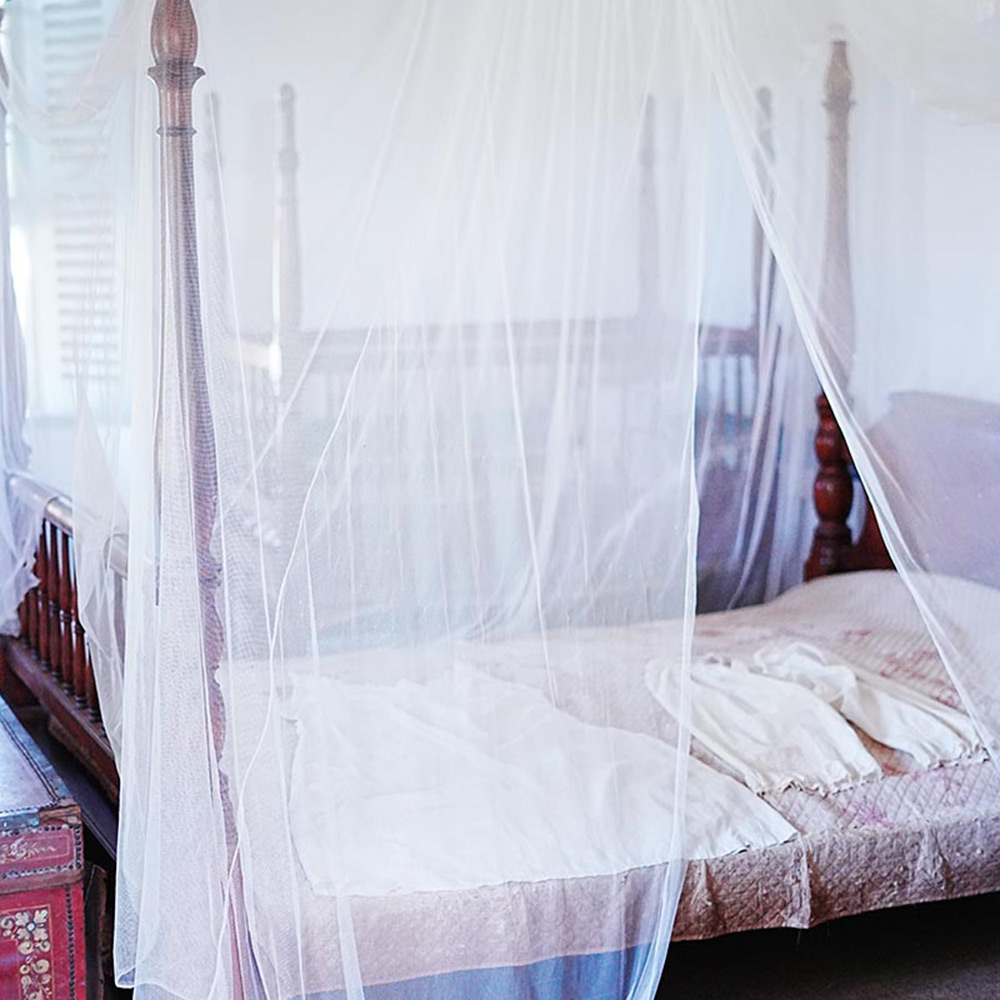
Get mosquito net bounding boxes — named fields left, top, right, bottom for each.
left=0, top=2, right=997, bottom=999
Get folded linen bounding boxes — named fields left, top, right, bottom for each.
left=284, top=664, right=797, bottom=897
left=746, top=641, right=982, bottom=767
left=645, top=656, right=883, bottom=794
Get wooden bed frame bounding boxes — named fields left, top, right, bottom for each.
left=0, top=4, right=905, bottom=988
left=803, top=41, right=893, bottom=582
left=0, top=2, right=888, bottom=813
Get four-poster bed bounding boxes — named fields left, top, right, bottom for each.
left=240, top=86, right=767, bottom=565
left=0, top=2, right=998, bottom=997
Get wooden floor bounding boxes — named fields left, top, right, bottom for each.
left=660, top=892, right=1000, bottom=999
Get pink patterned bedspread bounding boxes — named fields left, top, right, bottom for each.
left=674, top=570, right=1000, bottom=939
left=222, top=570, right=1000, bottom=993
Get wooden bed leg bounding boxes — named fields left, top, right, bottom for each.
left=805, top=392, right=853, bottom=579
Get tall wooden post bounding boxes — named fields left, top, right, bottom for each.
left=149, top=0, right=225, bottom=728
left=751, top=87, right=774, bottom=334
left=149, top=2, right=248, bottom=993
left=270, top=83, right=303, bottom=519
left=637, top=95, right=660, bottom=319
left=274, top=84, right=303, bottom=352
left=805, top=40, right=855, bottom=580
left=819, top=39, right=855, bottom=371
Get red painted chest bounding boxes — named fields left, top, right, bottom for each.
left=0, top=698, right=85, bottom=1000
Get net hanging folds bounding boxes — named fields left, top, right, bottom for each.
left=0, top=2, right=997, bottom=999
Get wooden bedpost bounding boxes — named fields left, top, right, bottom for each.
left=149, top=0, right=224, bottom=717
left=819, top=39, right=855, bottom=372
left=805, top=40, right=856, bottom=581
left=804, top=394, right=854, bottom=579
left=270, top=83, right=303, bottom=514
left=751, top=87, right=774, bottom=334
left=638, top=95, right=660, bottom=319
left=149, top=3, right=250, bottom=993
left=274, top=83, right=303, bottom=352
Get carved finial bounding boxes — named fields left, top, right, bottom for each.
left=151, top=0, right=199, bottom=67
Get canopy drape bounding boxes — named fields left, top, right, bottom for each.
left=0, top=2, right=997, bottom=998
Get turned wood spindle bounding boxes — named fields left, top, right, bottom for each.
left=19, top=574, right=29, bottom=638
left=804, top=394, right=853, bottom=579
left=806, top=39, right=857, bottom=580
left=72, top=558, right=88, bottom=709
left=85, top=649, right=100, bottom=723
left=47, top=522, right=65, bottom=683
left=26, top=541, right=39, bottom=652
left=45, top=522, right=58, bottom=675
left=37, top=524, right=50, bottom=665
left=67, top=540, right=88, bottom=707
left=60, top=530, right=74, bottom=688
left=51, top=522, right=66, bottom=679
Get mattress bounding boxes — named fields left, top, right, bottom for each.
left=219, top=570, right=1000, bottom=996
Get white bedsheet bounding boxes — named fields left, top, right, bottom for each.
left=646, top=654, right=882, bottom=794
left=268, top=572, right=985, bottom=898
left=215, top=571, right=996, bottom=994
left=749, top=640, right=981, bottom=767
left=285, top=665, right=795, bottom=898
left=644, top=637, right=982, bottom=794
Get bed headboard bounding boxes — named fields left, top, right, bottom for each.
left=804, top=40, right=893, bottom=582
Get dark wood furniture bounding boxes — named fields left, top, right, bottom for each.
left=0, top=17, right=930, bottom=998
left=0, top=696, right=86, bottom=1000
left=0, top=22, right=885, bottom=812
left=805, top=41, right=892, bottom=581
left=0, top=479, right=119, bottom=804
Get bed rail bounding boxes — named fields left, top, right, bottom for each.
left=3, top=474, right=120, bottom=800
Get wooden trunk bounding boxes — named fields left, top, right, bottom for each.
left=0, top=698, right=86, bottom=1000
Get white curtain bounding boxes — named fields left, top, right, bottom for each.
left=0, top=76, right=40, bottom=633
left=0, top=2, right=998, bottom=999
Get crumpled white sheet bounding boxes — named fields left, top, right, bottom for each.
left=646, top=656, right=882, bottom=794
left=285, top=664, right=796, bottom=898
left=646, top=640, right=982, bottom=796
left=748, top=641, right=982, bottom=768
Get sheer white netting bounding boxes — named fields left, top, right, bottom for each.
left=0, top=51, right=40, bottom=632
left=695, top=0, right=1000, bottom=755
left=0, top=1, right=998, bottom=999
